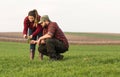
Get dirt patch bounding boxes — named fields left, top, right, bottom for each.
left=1, top=32, right=120, bottom=45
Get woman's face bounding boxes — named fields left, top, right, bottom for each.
left=28, top=16, right=35, bottom=22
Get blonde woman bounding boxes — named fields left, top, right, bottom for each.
left=23, top=9, right=43, bottom=60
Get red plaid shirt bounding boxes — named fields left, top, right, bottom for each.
left=43, top=22, right=69, bottom=48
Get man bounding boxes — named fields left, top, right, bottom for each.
left=31, top=15, right=69, bottom=60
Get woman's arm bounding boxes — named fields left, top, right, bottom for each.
left=23, top=17, right=29, bottom=38
left=32, top=24, right=43, bottom=37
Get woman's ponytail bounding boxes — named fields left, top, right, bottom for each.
left=33, top=9, right=39, bottom=27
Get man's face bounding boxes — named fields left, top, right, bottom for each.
left=41, top=21, right=46, bottom=28
left=28, top=16, right=35, bottom=22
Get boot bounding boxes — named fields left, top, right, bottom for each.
left=49, top=53, right=64, bottom=61
left=30, top=49, right=35, bottom=60
left=39, top=52, right=43, bottom=60
left=49, top=53, right=58, bottom=61
left=56, top=54, right=64, bottom=60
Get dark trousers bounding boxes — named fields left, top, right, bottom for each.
left=38, top=38, right=68, bottom=57
left=29, top=28, right=42, bottom=51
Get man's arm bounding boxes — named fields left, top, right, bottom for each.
left=30, top=33, right=50, bottom=45
left=40, top=33, right=52, bottom=40
left=37, top=22, right=57, bottom=44
left=37, top=33, right=52, bottom=45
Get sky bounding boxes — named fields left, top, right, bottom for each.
left=0, top=0, right=120, bottom=33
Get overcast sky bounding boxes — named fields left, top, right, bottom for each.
left=0, top=0, right=120, bottom=33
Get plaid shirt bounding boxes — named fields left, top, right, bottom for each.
left=43, top=22, right=69, bottom=48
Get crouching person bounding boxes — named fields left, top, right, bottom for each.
left=37, top=15, right=69, bottom=60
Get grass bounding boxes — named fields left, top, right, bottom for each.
left=0, top=41, right=120, bottom=77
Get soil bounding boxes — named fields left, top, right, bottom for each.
left=0, top=32, right=120, bottom=45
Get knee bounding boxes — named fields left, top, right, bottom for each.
left=38, top=45, right=45, bottom=53
left=38, top=46, right=43, bottom=52
left=46, top=38, right=54, bottom=44
left=38, top=45, right=47, bottom=55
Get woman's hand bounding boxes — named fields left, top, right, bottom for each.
left=29, top=35, right=33, bottom=39
left=23, top=34, right=27, bottom=39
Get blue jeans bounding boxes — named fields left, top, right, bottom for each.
left=28, top=28, right=42, bottom=51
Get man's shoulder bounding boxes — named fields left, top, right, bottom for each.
left=50, top=22, right=57, bottom=24
left=49, top=22, right=58, bottom=27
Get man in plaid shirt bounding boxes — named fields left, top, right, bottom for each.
left=31, top=15, right=69, bottom=60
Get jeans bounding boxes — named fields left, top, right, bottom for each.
left=28, top=28, right=42, bottom=51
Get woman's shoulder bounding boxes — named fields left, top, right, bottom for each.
left=24, top=16, right=29, bottom=20
left=38, top=15, right=41, bottom=19
left=24, top=16, right=30, bottom=23
left=24, top=16, right=28, bottom=21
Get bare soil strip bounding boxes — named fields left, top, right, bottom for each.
left=1, top=32, right=120, bottom=45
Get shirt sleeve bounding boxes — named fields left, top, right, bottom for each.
left=48, top=23, right=57, bottom=37
left=23, top=17, right=29, bottom=35
left=32, top=24, right=43, bottom=37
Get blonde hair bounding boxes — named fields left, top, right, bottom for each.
left=28, top=9, right=39, bottom=27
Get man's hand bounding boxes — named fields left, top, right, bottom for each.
left=41, top=40, right=45, bottom=44
left=36, top=33, right=52, bottom=45
left=30, top=40, right=37, bottom=44
left=37, top=38, right=42, bottom=45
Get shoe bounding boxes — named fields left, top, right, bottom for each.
left=49, top=54, right=64, bottom=61
left=49, top=53, right=57, bottom=61
left=57, top=55, right=64, bottom=60
left=50, top=57, right=58, bottom=61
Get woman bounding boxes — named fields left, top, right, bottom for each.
left=23, top=9, right=43, bottom=60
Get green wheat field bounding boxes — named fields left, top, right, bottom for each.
left=0, top=41, right=120, bottom=77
